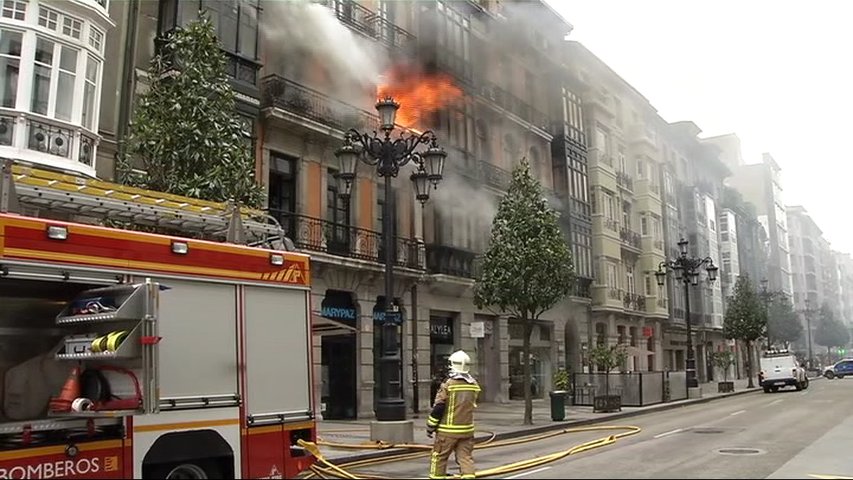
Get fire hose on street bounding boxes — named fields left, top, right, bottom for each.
left=298, top=425, right=643, bottom=479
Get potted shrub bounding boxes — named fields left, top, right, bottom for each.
left=589, top=344, right=628, bottom=413
left=549, top=367, right=570, bottom=421
left=712, top=350, right=736, bottom=393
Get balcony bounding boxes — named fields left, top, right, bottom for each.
left=620, top=227, right=642, bottom=251
left=574, top=277, right=592, bottom=298
left=271, top=210, right=423, bottom=270
left=319, top=0, right=415, bottom=51
left=623, top=292, right=646, bottom=312
left=261, top=75, right=377, bottom=134
left=426, top=244, right=478, bottom=278
left=479, top=81, right=549, bottom=130
left=0, top=110, right=97, bottom=177
left=616, top=171, right=634, bottom=192
left=478, top=161, right=512, bottom=190
left=628, top=124, right=657, bottom=151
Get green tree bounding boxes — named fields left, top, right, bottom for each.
left=474, top=158, right=574, bottom=425
left=118, top=14, right=263, bottom=208
left=815, top=305, right=851, bottom=359
left=766, top=292, right=802, bottom=347
left=711, top=350, right=735, bottom=383
left=723, top=275, right=766, bottom=388
left=588, top=343, right=628, bottom=398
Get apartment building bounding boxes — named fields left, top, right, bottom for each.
left=0, top=0, right=113, bottom=177
left=564, top=41, right=668, bottom=373
left=726, top=153, right=793, bottom=296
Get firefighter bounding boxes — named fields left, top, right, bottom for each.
left=426, top=350, right=480, bottom=479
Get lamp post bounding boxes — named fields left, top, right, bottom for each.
left=761, top=278, right=771, bottom=351
left=335, top=96, right=446, bottom=422
left=803, top=299, right=814, bottom=370
left=655, top=238, right=718, bottom=389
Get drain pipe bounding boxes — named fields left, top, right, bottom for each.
left=115, top=0, right=141, bottom=175
left=411, top=283, right=419, bottom=414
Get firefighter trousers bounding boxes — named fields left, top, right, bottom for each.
left=429, top=434, right=475, bottom=479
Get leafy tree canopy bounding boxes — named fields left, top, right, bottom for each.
left=766, top=292, right=802, bottom=345
left=119, top=14, right=263, bottom=208
left=724, top=275, right=766, bottom=342
left=815, top=305, right=850, bottom=349
left=473, top=158, right=574, bottom=319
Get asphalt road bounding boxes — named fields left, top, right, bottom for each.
left=339, top=378, right=853, bottom=479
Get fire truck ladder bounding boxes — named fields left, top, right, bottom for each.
left=0, top=159, right=294, bottom=249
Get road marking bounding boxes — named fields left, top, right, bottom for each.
left=730, top=410, right=746, bottom=416
left=800, top=391, right=809, bottom=396
left=769, top=399, right=784, bottom=406
left=808, top=474, right=853, bottom=479
left=653, top=428, right=683, bottom=439
left=507, top=467, right=552, bottom=479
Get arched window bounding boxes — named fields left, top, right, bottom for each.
left=476, top=120, right=490, bottom=161
left=528, top=145, right=541, bottom=180
left=503, top=134, right=517, bottom=168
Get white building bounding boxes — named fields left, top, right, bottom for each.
left=718, top=208, right=740, bottom=307
left=0, top=0, right=112, bottom=176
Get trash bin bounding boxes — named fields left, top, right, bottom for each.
left=549, top=391, right=567, bottom=421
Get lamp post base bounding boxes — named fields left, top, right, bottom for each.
left=370, top=420, right=414, bottom=444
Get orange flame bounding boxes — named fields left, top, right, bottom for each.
left=376, top=66, right=462, bottom=132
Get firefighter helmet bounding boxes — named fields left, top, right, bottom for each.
left=448, top=350, right=471, bottom=374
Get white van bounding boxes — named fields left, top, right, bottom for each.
left=759, top=350, right=808, bottom=392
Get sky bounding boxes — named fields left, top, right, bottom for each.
left=549, top=0, right=853, bottom=253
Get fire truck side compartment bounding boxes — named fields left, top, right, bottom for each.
left=152, top=278, right=238, bottom=402
left=244, top=286, right=312, bottom=423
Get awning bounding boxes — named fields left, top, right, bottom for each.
left=311, top=311, right=357, bottom=336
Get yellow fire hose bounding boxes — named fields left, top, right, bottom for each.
left=299, top=424, right=641, bottom=479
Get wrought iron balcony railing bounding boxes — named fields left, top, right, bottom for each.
left=620, top=227, right=641, bottom=250
left=261, top=75, right=377, bottom=132
left=479, top=80, right=549, bottom=129
left=319, top=0, right=415, bottom=50
left=478, top=160, right=512, bottom=190
left=574, top=277, right=592, bottom=298
left=271, top=209, right=423, bottom=270
left=623, top=292, right=646, bottom=312
left=616, top=171, right=634, bottom=191
left=426, top=244, right=478, bottom=278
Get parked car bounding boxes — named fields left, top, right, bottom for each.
left=823, top=358, right=853, bottom=379
left=759, top=349, right=808, bottom=392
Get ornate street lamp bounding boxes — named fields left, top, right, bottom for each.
left=334, top=96, right=446, bottom=422
left=761, top=278, right=771, bottom=350
left=655, top=238, right=718, bottom=389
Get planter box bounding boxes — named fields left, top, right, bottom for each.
left=593, top=394, right=621, bottom=413
left=717, top=381, right=735, bottom=393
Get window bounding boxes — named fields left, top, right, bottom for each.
left=31, top=38, right=78, bottom=121
left=626, top=265, right=635, bottom=294
left=2, top=0, right=26, bottom=20
left=607, top=263, right=618, bottom=289
left=38, top=7, right=59, bottom=30
left=602, top=191, right=615, bottom=220
left=268, top=153, right=296, bottom=215
left=0, top=29, right=21, bottom=108
left=81, top=56, right=98, bottom=129
left=62, top=15, right=82, bottom=39
left=327, top=169, right=349, bottom=226
left=641, top=215, right=648, bottom=236
left=377, top=182, right=396, bottom=236
left=88, top=27, right=103, bottom=52
left=594, top=128, right=608, bottom=154
left=636, top=158, right=644, bottom=178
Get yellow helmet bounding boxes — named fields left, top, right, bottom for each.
left=448, top=350, right=471, bottom=374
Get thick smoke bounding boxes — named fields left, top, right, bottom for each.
left=260, top=1, right=389, bottom=107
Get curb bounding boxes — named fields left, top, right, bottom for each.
left=323, top=386, right=762, bottom=464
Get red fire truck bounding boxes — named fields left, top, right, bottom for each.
left=0, top=162, right=315, bottom=479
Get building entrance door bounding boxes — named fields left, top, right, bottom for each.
left=321, top=334, right=357, bottom=419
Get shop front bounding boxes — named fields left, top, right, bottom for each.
left=429, top=314, right=455, bottom=403
left=508, top=320, right=553, bottom=400
left=317, top=290, right=358, bottom=420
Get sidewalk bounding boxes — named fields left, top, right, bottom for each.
left=318, top=377, right=766, bottom=464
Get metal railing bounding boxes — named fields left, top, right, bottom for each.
left=425, top=244, right=478, bottom=278
left=479, top=80, right=549, bottom=128
left=623, top=292, right=646, bottom=311
left=320, top=0, right=415, bottom=50
left=616, top=171, right=634, bottom=191
left=478, top=161, right=512, bottom=190
left=608, top=288, right=623, bottom=300
left=261, top=75, right=377, bottom=132
left=270, top=210, right=423, bottom=270
left=573, top=371, right=678, bottom=407
left=620, top=227, right=641, bottom=249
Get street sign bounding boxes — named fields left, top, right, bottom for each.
left=383, top=311, right=402, bottom=326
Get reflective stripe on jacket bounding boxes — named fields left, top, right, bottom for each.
left=427, top=376, right=480, bottom=438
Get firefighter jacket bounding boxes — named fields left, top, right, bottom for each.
left=426, top=373, right=480, bottom=438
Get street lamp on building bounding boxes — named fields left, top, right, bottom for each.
left=655, top=238, right=718, bottom=389
left=334, top=96, right=446, bottom=422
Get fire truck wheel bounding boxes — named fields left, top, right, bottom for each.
left=149, top=460, right=222, bottom=479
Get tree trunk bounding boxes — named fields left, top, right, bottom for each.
left=522, top=313, right=533, bottom=425
left=745, top=340, right=754, bottom=388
